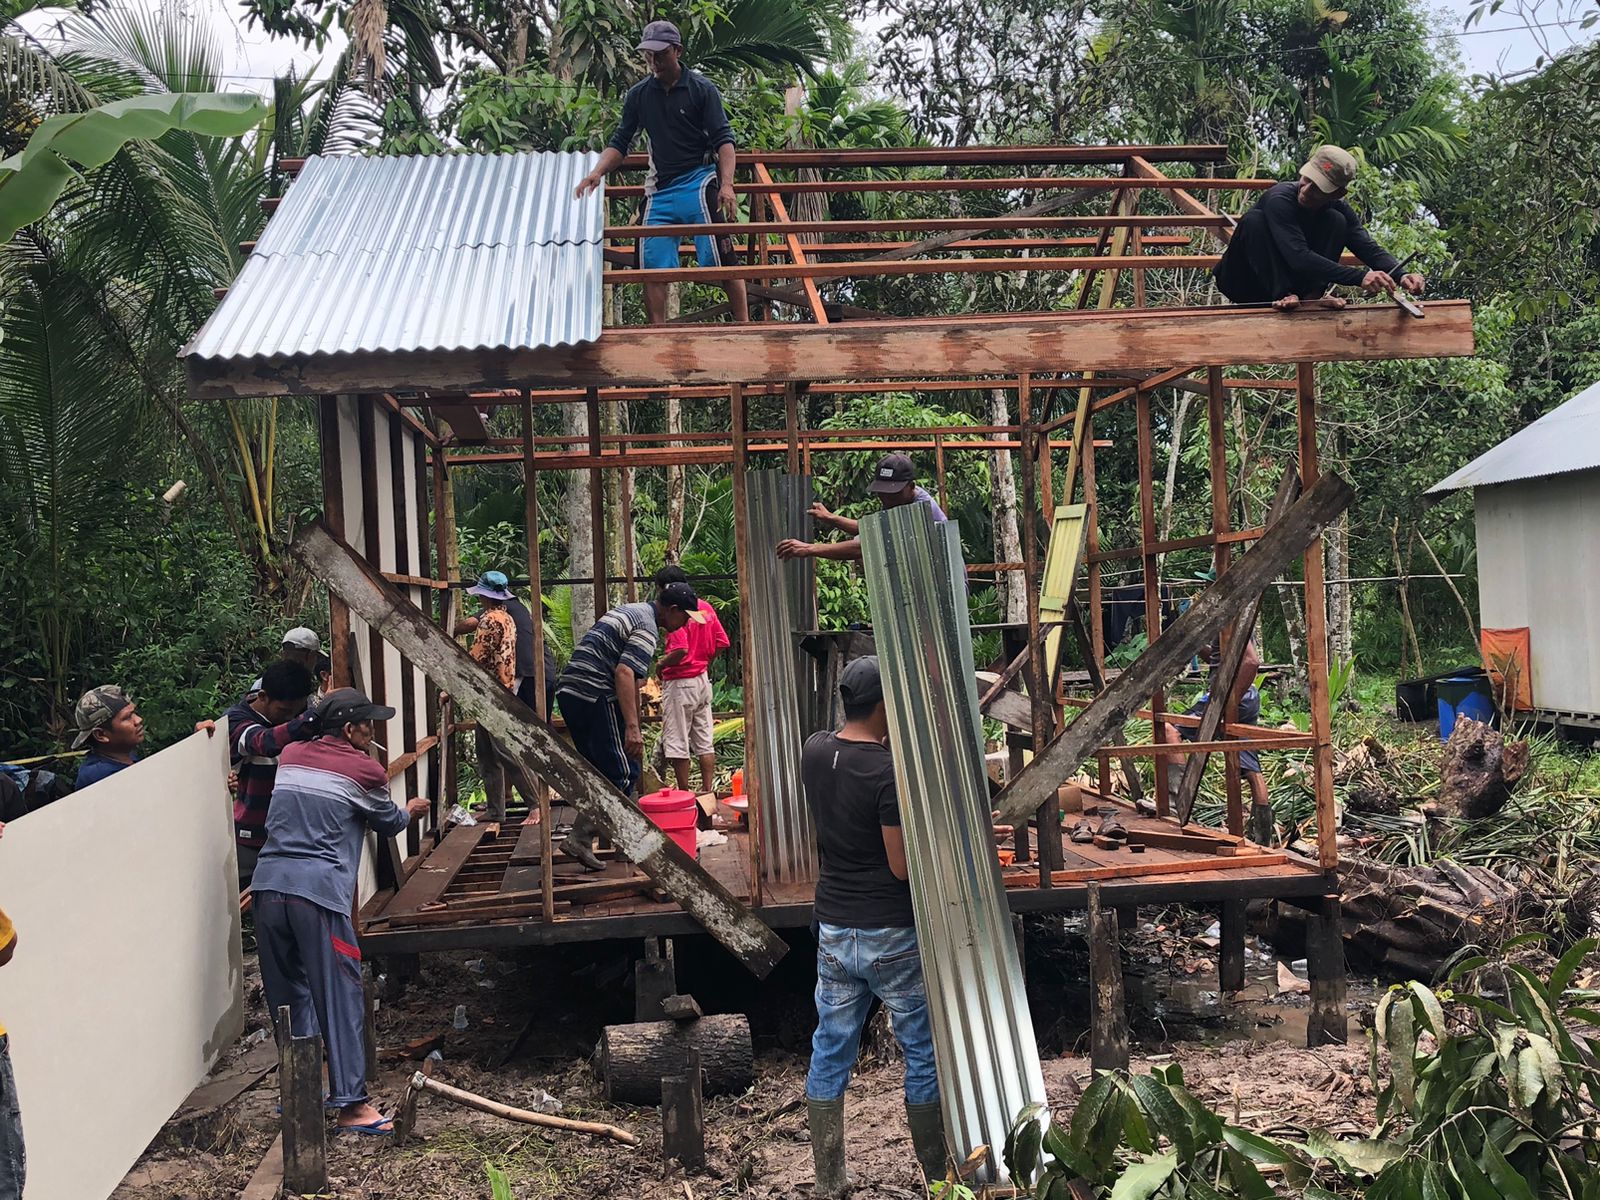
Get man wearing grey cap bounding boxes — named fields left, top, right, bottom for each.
left=800, top=657, right=944, bottom=1193
left=776, top=452, right=947, bottom=563
left=1212, top=144, right=1425, bottom=312
left=70, top=685, right=146, bottom=789
left=574, top=19, right=750, bottom=325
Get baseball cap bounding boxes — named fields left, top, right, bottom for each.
left=468, top=570, right=514, bottom=602
left=282, top=626, right=322, bottom=653
left=637, top=19, right=682, bottom=50
left=659, top=581, right=707, bottom=623
left=317, top=687, right=396, bottom=730
left=839, top=656, right=884, bottom=708
left=1300, top=145, right=1358, bottom=195
left=869, top=452, right=916, bottom=495
left=72, top=685, right=132, bottom=749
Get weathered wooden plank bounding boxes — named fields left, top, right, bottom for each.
left=291, top=522, right=789, bottom=978
left=385, top=822, right=488, bottom=915
left=993, top=472, right=1355, bottom=826
left=187, top=303, right=1477, bottom=399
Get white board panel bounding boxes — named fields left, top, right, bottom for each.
left=0, top=728, right=243, bottom=1200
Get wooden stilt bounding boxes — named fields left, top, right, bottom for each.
left=1135, top=387, right=1170, bottom=813
left=587, top=387, right=606, bottom=624
left=1296, top=364, right=1338, bottom=870
left=362, top=972, right=379, bottom=1083
left=635, top=937, right=677, bottom=1022
left=1087, top=883, right=1129, bottom=1072
left=278, top=1006, right=326, bottom=1196
left=661, top=1048, right=706, bottom=1169
left=1305, top=897, right=1349, bottom=1046
left=1219, top=899, right=1246, bottom=993
left=522, top=393, right=556, bottom=924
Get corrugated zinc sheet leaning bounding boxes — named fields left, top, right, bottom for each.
left=861, top=504, right=1046, bottom=1184
left=183, top=151, right=604, bottom=363
left=745, top=472, right=818, bottom=883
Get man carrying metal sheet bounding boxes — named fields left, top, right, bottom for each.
left=800, top=657, right=945, bottom=1194
left=776, top=453, right=947, bottom=564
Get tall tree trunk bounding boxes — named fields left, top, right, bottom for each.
left=988, top=389, right=1027, bottom=624
left=564, top=399, right=594, bottom=640
left=1326, top=432, right=1352, bottom=670
left=1276, top=583, right=1308, bottom=698
left=1159, top=390, right=1196, bottom=544
left=603, top=399, right=622, bottom=609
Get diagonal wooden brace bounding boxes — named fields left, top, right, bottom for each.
left=993, top=472, right=1355, bottom=827
left=290, top=521, right=789, bottom=979
left=1172, top=462, right=1301, bottom=826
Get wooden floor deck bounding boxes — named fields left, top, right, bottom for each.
left=357, top=797, right=1333, bottom=956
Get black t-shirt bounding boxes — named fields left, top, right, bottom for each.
left=803, top=731, right=915, bottom=929
left=607, top=68, right=735, bottom=191
left=504, top=596, right=539, bottom=678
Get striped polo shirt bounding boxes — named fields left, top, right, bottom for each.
left=557, top=602, right=659, bottom=704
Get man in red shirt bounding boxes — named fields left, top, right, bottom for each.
left=654, top=566, right=730, bottom=794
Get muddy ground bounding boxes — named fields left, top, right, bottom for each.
left=112, top=913, right=1380, bottom=1199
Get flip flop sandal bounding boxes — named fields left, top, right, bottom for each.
left=336, top=1116, right=396, bottom=1136
left=1098, top=815, right=1129, bottom=843
left=1070, top=818, right=1096, bottom=844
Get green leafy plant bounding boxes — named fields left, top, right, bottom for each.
left=485, top=1161, right=514, bottom=1199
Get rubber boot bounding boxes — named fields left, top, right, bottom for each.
left=905, top=1100, right=948, bottom=1186
left=807, top=1097, right=850, bottom=1197
left=561, top=818, right=605, bottom=872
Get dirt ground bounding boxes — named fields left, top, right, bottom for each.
left=111, top=919, right=1379, bottom=1200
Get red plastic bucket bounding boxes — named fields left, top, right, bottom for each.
left=639, top=788, right=699, bottom=859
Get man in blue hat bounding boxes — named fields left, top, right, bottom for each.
left=574, top=18, right=750, bottom=326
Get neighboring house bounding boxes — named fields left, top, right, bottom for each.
left=1427, top=379, right=1600, bottom=732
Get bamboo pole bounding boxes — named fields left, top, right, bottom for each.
left=1296, top=363, right=1338, bottom=871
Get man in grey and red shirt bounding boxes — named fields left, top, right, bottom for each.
left=224, top=660, right=318, bottom=890
left=252, top=688, right=429, bottom=1136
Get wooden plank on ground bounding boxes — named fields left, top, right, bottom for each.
left=1001, top=851, right=1286, bottom=885
left=993, top=473, right=1355, bottom=826
left=291, top=522, right=789, bottom=979
left=239, top=1133, right=284, bottom=1200
left=175, top=1039, right=278, bottom=1118
left=385, top=823, right=489, bottom=915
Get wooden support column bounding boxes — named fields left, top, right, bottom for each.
left=320, top=398, right=353, bottom=688
left=934, top=434, right=948, bottom=515
left=1135, top=386, right=1169, bottom=813
left=1086, top=883, right=1129, bottom=1072
left=1207, top=366, right=1245, bottom=835
left=523, top=394, right=555, bottom=925
left=1082, top=412, right=1114, bottom=796
left=277, top=1006, right=327, bottom=1196
left=729, top=383, right=762, bottom=905
left=587, top=388, right=606, bottom=624
left=662, top=1049, right=706, bottom=1168
left=1019, top=375, right=1061, bottom=885
left=1297, top=363, right=1338, bottom=870
left=635, top=937, right=676, bottom=1021
left=1306, top=897, right=1349, bottom=1046
left=1219, top=898, right=1246, bottom=993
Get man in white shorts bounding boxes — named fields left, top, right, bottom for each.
left=654, top=566, right=730, bottom=794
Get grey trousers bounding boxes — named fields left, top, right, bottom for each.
left=0, top=1035, right=23, bottom=1200
left=254, top=891, right=370, bottom=1108
left=475, top=727, right=508, bottom=824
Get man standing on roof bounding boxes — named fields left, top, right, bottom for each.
left=573, top=19, right=750, bottom=326
left=776, top=453, right=947, bottom=563
left=555, top=583, right=704, bottom=870
left=1212, top=146, right=1425, bottom=313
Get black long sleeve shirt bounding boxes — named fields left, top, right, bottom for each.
left=606, top=68, right=734, bottom=192
left=1212, top=180, right=1399, bottom=303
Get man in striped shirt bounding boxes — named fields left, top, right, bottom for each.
left=225, top=660, right=318, bottom=890
left=556, top=582, right=704, bottom=870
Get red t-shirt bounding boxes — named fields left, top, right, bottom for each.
left=662, top=600, right=730, bottom=680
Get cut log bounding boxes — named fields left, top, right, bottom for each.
left=599, top=1014, right=754, bottom=1105
left=1431, top=717, right=1530, bottom=821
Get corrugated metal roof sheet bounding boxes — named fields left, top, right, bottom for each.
left=1428, top=379, right=1600, bottom=494
left=184, top=151, right=603, bottom=364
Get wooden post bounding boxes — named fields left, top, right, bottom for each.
left=1018, top=374, right=1061, bottom=885
left=1297, top=363, right=1338, bottom=870
left=635, top=937, right=677, bottom=1022
left=1206, top=367, right=1246, bottom=836
left=784, top=382, right=801, bottom=474
left=278, top=1006, right=326, bottom=1196
left=729, top=383, right=762, bottom=905
left=319, top=399, right=353, bottom=689
left=523, top=394, right=556, bottom=924
left=661, top=1048, right=706, bottom=1169
left=1086, top=883, right=1128, bottom=1072
left=1219, top=898, right=1246, bottom=993
left=934, top=433, right=948, bottom=516
left=587, top=387, right=606, bottom=624
left=363, top=971, right=379, bottom=1083
left=1305, top=897, right=1348, bottom=1046
left=1135, top=386, right=1169, bottom=813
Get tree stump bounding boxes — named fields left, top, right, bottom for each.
left=1432, top=717, right=1530, bottom=821
left=598, top=1014, right=754, bottom=1104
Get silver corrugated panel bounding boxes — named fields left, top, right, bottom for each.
left=1429, top=378, right=1600, bottom=494
left=861, top=504, right=1046, bottom=1184
left=745, top=471, right=818, bottom=883
left=183, top=151, right=603, bottom=363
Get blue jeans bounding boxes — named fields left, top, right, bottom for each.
left=0, top=1035, right=23, bottom=1200
left=806, top=924, right=939, bottom=1105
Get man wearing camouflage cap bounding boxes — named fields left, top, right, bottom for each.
left=1211, top=145, right=1426, bottom=312
left=71, top=685, right=147, bottom=789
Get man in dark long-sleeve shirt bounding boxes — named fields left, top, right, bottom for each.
left=575, top=20, right=749, bottom=325
left=226, top=660, right=318, bottom=889
left=1212, top=145, right=1426, bottom=311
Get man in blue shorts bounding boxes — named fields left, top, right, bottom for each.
left=575, top=19, right=749, bottom=325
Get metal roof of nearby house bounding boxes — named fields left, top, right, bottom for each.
left=1428, top=378, right=1600, bottom=494
left=183, top=151, right=603, bottom=365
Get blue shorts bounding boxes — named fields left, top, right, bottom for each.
left=641, top=164, right=738, bottom=271
left=1180, top=685, right=1263, bottom=774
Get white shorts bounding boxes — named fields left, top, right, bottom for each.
left=660, top=674, right=714, bottom=759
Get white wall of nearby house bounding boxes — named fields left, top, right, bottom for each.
left=1474, top=467, right=1600, bottom=716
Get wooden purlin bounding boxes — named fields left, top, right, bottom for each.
left=751, top=161, right=827, bottom=325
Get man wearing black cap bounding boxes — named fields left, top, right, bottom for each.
left=251, top=688, right=430, bottom=1136
left=776, top=452, right=948, bottom=563
left=555, top=583, right=704, bottom=870
left=800, top=657, right=944, bottom=1194
left=573, top=19, right=750, bottom=325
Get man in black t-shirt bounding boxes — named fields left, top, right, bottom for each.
left=800, top=657, right=944, bottom=1196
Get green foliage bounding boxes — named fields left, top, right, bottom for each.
left=485, top=1160, right=515, bottom=1200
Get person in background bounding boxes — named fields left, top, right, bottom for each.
left=452, top=572, right=519, bottom=829
left=225, top=660, right=319, bottom=891
left=0, top=880, right=20, bottom=1200
left=556, top=583, right=703, bottom=870
left=777, top=453, right=947, bottom=563
left=71, top=686, right=146, bottom=788
left=1211, top=145, right=1425, bottom=312
left=495, top=574, right=560, bottom=727
left=246, top=627, right=325, bottom=700
left=800, top=657, right=943, bottom=1194
left=1158, top=628, right=1271, bottom=816
left=251, top=688, right=429, bottom=1136
left=653, top=565, right=730, bottom=795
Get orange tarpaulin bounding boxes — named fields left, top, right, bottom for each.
left=1481, top=627, right=1532, bottom=711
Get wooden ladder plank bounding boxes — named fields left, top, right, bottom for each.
left=385, top=823, right=489, bottom=916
